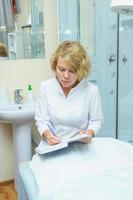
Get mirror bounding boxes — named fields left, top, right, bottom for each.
left=58, top=0, right=95, bottom=56
left=0, top=0, right=45, bottom=60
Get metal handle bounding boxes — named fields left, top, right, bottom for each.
left=108, top=54, right=115, bottom=64
left=110, top=89, right=115, bottom=95
left=111, top=72, right=115, bottom=77
left=122, top=55, right=128, bottom=64
left=14, top=89, right=23, bottom=104
left=15, top=89, right=23, bottom=94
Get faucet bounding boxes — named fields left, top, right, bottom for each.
left=14, top=89, right=23, bottom=104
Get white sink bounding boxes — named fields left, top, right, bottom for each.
left=0, top=103, right=35, bottom=123
left=0, top=103, right=35, bottom=190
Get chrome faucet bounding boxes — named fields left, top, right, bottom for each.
left=14, top=89, right=23, bottom=104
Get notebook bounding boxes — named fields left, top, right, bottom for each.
left=36, top=134, right=91, bottom=154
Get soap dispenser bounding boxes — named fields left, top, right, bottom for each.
left=27, top=84, right=34, bottom=103
left=0, top=82, right=10, bottom=106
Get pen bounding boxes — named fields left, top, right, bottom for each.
left=47, top=123, right=56, bottom=136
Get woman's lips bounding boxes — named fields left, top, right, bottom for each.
left=61, top=80, right=70, bottom=83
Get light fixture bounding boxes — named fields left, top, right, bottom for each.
left=111, top=0, right=133, bottom=15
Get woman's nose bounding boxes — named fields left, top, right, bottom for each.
left=64, top=70, right=69, bottom=78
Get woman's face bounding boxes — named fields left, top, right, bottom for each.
left=56, top=57, right=78, bottom=90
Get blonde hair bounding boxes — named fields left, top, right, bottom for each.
left=51, top=40, right=91, bottom=81
left=0, top=43, right=8, bottom=57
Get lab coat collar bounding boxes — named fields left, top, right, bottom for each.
left=53, top=76, right=88, bottom=96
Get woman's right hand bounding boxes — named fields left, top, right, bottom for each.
left=42, top=130, right=61, bottom=145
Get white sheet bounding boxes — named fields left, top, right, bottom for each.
left=29, top=137, right=133, bottom=200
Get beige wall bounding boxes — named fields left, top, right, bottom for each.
left=0, top=0, right=58, bottom=181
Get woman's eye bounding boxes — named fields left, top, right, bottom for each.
left=59, top=68, right=65, bottom=72
left=69, top=70, right=75, bottom=73
left=57, top=67, right=75, bottom=73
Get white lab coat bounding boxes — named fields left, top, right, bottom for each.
left=35, top=77, right=103, bottom=140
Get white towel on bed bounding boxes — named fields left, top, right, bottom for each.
left=29, top=137, right=133, bottom=200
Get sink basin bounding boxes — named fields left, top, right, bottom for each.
left=0, top=102, right=35, bottom=190
left=0, top=103, right=35, bottom=123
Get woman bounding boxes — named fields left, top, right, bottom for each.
left=35, top=40, right=103, bottom=146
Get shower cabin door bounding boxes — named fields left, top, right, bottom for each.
left=118, top=14, right=133, bottom=144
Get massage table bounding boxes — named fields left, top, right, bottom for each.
left=18, top=137, right=133, bottom=200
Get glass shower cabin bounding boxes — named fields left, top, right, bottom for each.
left=99, top=8, right=133, bottom=143
left=117, top=14, right=133, bottom=144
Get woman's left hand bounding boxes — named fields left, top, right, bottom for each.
left=79, top=129, right=95, bottom=144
